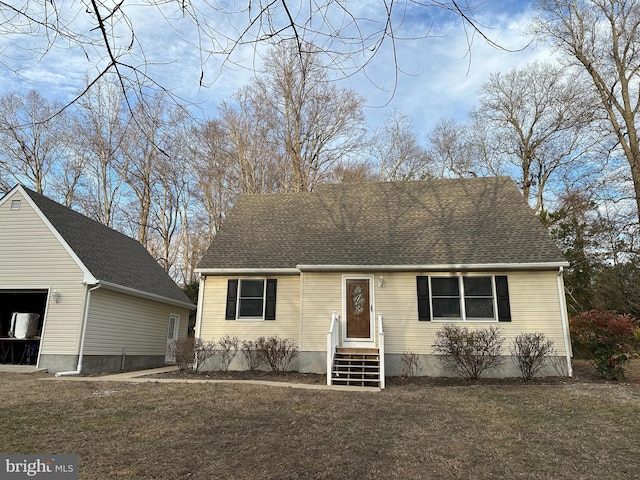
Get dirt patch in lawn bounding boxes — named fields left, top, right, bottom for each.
left=1, top=363, right=639, bottom=480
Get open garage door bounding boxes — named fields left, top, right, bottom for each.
left=0, top=289, right=47, bottom=365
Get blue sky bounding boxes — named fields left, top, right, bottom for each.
left=0, top=0, right=553, bottom=140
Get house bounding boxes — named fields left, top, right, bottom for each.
left=0, top=185, right=194, bottom=374
left=195, top=177, right=572, bottom=387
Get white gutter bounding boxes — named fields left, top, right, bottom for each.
left=296, top=262, right=570, bottom=272
left=55, top=283, right=102, bottom=377
left=195, top=262, right=570, bottom=276
left=195, top=268, right=300, bottom=276
left=96, top=280, right=195, bottom=310
left=556, top=267, right=573, bottom=377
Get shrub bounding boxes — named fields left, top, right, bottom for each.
left=193, top=338, right=218, bottom=372
left=255, top=336, right=299, bottom=373
left=510, top=332, right=556, bottom=381
left=570, top=310, right=640, bottom=380
left=399, top=351, right=421, bottom=377
left=240, top=339, right=262, bottom=370
left=433, top=325, right=504, bottom=380
left=169, top=337, right=195, bottom=371
left=217, top=336, right=240, bottom=372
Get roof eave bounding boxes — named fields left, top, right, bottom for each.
left=295, top=262, right=570, bottom=272
left=196, top=268, right=301, bottom=276
left=95, top=280, right=195, bottom=309
left=196, top=262, right=569, bottom=275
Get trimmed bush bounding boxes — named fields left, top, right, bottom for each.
left=240, top=339, right=262, bottom=370
left=570, top=310, right=640, bottom=380
left=510, top=332, right=556, bottom=381
left=217, top=335, right=240, bottom=372
left=433, top=325, right=504, bottom=380
left=255, top=336, right=299, bottom=373
left=399, top=351, right=421, bottom=377
left=193, top=338, right=218, bottom=372
left=168, top=337, right=195, bottom=371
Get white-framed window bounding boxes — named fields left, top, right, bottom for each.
left=225, top=278, right=277, bottom=321
left=237, top=279, right=266, bottom=319
left=430, top=275, right=497, bottom=321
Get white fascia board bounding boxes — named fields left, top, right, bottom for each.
left=5, top=186, right=97, bottom=284
left=96, top=280, right=195, bottom=310
left=296, top=262, right=570, bottom=272
left=195, top=268, right=301, bottom=276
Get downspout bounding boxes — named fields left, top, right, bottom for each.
left=55, top=283, right=102, bottom=377
left=193, top=275, right=206, bottom=371
left=556, top=267, right=573, bottom=377
left=195, top=275, right=205, bottom=339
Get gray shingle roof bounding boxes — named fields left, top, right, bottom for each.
left=20, top=186, right=193, bottom=306
left=198, top=177, right=567, bottom=270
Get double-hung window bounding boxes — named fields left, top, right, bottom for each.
left=417, top=275, right=511, bottom=322
left=225, top=279, right=277, bottom=321
left=238, top=279, right=265, bottom=318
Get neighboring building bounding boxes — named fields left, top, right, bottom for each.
left=0, top=185, right=194, bottom=374
left=195, top=177, right=572, bottom=387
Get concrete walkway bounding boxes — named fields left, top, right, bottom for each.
left=0, top=365, right=48, bottom=374
left=43, top=366, right=381, bottom=392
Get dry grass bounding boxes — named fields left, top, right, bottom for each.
left=0, top=360, right=639, bottom=479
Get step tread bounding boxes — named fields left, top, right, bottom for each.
left=336, top=348, right=379, bottom=355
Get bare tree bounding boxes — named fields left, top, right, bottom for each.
left=118, top=93, right=189, bottom=246
left=471, top=62, right=594, bottom=213
left=428, top=118, right=503, bottom=179
left=219, top=91, right=280, bottom=195
left=149, top=156, right=188, bottom=275
left=0, top=91, right=68, bottom=193
left=532, top=0, right=640, bottom=222
left=245, top=41, right=366, bottom=192
left=192, top=120, right=235, bottom=239
left=370, top=110, right=433, bottom=181
left=71, top=76, right=130, bottom=226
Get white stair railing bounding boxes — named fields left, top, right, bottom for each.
left=377, top=313, right=385, bottom=389
left=326, top=312, right=340, bottom=385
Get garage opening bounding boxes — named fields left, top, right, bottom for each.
left=0, top=289, right=47, bottom=365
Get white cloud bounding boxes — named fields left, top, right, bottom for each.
left=0, top=0, right=558, bottom=137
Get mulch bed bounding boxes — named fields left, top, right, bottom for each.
left=146, top=358, right=640, bottom=387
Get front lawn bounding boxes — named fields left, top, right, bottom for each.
left=0, top=362, right=639, bottom=479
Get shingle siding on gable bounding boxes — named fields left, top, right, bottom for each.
left=198, top=177, right=566, bottom=270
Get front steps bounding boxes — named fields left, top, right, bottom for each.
left=331, top=348, right=380, bottom=387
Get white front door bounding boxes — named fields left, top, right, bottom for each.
left=165, top=314, right=180, bottom=363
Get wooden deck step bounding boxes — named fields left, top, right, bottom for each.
left=331, top=349, right=381, bottom=388
left=336, top=348, right=379, bottom=355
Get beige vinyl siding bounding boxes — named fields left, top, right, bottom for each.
left=199, top=275, right=300, bottom=342
left=0, top=191, right=86, bottom=355
left=299, top=272, right=342, bottom=351
left=83, top=288, right=190, bottom=356
left=375, top=270, right=568, bottom=356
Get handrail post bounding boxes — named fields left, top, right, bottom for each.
left=327, top=312, right=339, bottom=385
left=377, top=313, right=385, bottom=389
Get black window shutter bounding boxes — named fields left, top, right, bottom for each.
left=417, top=276, right=431, bottom=321
left=225, top=279, right=238, bottom=320
left=265, top=279, right=277, bottom=320
left=495, top=275, right=512, bottom=322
